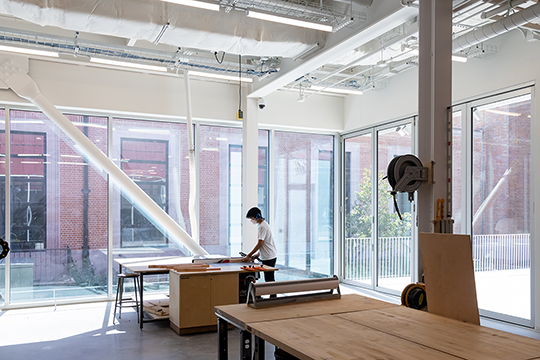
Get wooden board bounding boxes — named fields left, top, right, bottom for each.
left=336, top=306, right=540, bottom=360
left=246, top=314, right=461, bottom=360
left=419, top=232, right=480, bottom=324
left=215, top=294, right=396, bottom=329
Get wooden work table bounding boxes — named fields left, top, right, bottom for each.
left=215, top=293, right=540, bottom=360
left=114, top=256, right=276, bottom=332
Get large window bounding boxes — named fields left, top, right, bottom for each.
left=274, top=131, right=334, bottom=279
left=2, top=110, right=108, bottom=303
left=120, top=138, right=169, bottom=247
left=471, top=93, right=531, bottom=323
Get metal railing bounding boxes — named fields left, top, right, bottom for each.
left=9, top=247, right=72, bottom=285
left=345, top=234, right=531, bottom=281
left=472, top=234, right=530, bottom=271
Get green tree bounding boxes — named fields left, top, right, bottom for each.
left=346, top=168, right=412, bottom=238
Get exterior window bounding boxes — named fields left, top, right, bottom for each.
left=120, top=138, right=168, bottom=247
left=1, top=131, right=47, bottom=251
left=274, top=131, right=334, bottom=279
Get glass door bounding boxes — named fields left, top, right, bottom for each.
left=343, top=132, right=372, bottom=286
left=343, top=120, right=414, bottom=293
left=470, top=91, right=532, bottom=325
left=376, top=123, right=413, bottom=292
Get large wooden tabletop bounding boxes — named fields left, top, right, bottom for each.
left=114, top=256, right=277, bottom=274
left=215, top=294, right=540, bottom=360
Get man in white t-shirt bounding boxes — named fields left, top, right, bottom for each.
left=242, top=207, right=277, bottom=283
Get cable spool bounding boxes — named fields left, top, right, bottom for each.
left=0, top=238, right=9, bottom=260
left=401, top=283, right=427, bottom=310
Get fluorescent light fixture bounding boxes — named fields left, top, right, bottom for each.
left=160, top=0, right=220, bottom=11
left=71, top=122, right=107, bottom=129
left=90, top=58, right=168, bottom=72
left=451, top=54, right=468, bottom=63
left=17, top=154, right=43, bottom=157
left=202, top=148, right=219, bottom=152
left=485, top=109, right=521, bottom=117
left=0, top=45, right=59, bottom=58
left=21, top=161, right=43, bottom=164
left=11, top=120, right=44, bottom=124
left=61, top=154, right=82, bottom=158
left=404, top=49, right=467, bottom=63
left=311, top=85, right=363, bottom=95
left=58, top=162, right=88, bottom=166
left=189, top=70, right=253, bottom=83
left=247, top=10, right=333, bottom=32
left=128, top=129, right=170, bottom=135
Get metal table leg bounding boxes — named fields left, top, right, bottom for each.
left=139, top=272, right=144, bottom=330
left=254, top=335, right=265, bottom=360
left=218, top=317, right=228, bottom=360
left=240, top=330, right=252, bottom=360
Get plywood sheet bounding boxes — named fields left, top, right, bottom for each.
left=215, top=294, right=396, bottom=329
left=336, top=306, right=540, bottom=360
left=247, top=314, right=461, bottom=360
left=419, top=232, right=480, bottom=324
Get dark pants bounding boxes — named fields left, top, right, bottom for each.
left=261, top=258, right=277, bottom=282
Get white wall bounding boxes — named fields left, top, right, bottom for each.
left=260, top=90, right=344, bottom=132
left=0, top=58, right=344, bottom=131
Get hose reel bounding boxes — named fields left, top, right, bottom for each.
left=386, top=154, right=428, bottom=219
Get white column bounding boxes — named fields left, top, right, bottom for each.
left=417, top=0, right=453, bottom=275
left=242, top=97, right=259, bottom=252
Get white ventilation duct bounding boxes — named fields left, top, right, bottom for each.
left=453, top=1, right=540, bottom=52
left=0, top=55, right=209, bottom=256
left=0, top=0, right=325, bottom=58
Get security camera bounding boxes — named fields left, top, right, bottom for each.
left=258, top=98, right=267, bottom=110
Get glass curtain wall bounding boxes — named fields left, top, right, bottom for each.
left=3, top=110, right=108, bottom=303
left=0, top=109, right=5, bottom=306
left=344, top=133, right=372, bottom=286
left=376, top=124, right=413, bottom=292
left=112, top=118, right=190, bottom=293
left=471, top=94, right=531, bottom=322
left=199, top=125, right=244, bottom=256
left=274, top=131, right=334, bottom=280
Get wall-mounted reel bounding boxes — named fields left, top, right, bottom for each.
left=386, top=154, right=428, bottom=219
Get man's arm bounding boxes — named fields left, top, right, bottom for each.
left=243, top=239, right=264, bottom=261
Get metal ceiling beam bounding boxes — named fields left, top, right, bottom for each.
left=248, top=1, right=418, bottom=98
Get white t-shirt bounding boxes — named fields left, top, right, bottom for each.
left=257, top=220, right=277, bottom=261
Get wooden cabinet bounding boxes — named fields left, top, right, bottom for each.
left=169, top=271, right=239, bottom=334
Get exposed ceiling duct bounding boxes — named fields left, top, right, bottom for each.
left=0, top=0, right=367, bottom=58
left=453, top=1, right=540, bottom=52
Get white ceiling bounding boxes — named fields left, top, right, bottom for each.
left=0, top=0, right=539, bottom=100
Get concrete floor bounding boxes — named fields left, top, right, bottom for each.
left=0, top=301, right=276, bottom=360
left=1, top=285, right=540, bottom=360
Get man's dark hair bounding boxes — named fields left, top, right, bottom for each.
left=246, top=207, right=262, bottom=219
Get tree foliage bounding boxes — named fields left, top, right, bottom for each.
left=346, top=168, right=412, bottom=238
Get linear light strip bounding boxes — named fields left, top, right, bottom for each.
left=89, top=58, right=168, bottom=72
left=0, top=44, right=59, bottom=58
left=247, top=10, right=333, bottom=32
left=189, top=70, right=253, bottom=83
left=311, top=85, right=363, bottom=95
left=160, top=0, right=220, bottom=11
